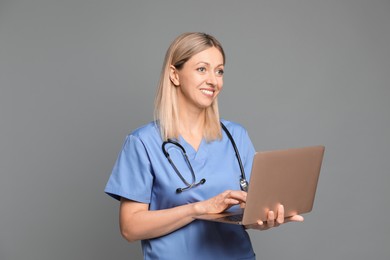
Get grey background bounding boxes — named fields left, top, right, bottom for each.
left=1, top=0, right=389, bottom=259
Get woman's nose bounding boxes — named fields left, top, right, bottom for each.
left=206, top=72, right=218, bottom=86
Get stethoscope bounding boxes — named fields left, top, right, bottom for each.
left=161, top=122, right=248, bottom=193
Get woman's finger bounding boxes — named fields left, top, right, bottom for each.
left=267, top=211, right=275, bottom=227
left=288, top=215, right=304, bottom=222
left=276, top=204, right=285, bottom=224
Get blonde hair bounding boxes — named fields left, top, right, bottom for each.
left=154, top=32, right=225, bottom=141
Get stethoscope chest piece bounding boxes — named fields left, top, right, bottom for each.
left=239, top=178, right=248, bottom=192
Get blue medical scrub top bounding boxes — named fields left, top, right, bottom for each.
left=105, top=120, right=256, bottom=260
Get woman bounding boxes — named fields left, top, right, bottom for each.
left=105, top=32, right=303, bottom=260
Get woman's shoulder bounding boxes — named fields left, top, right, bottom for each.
left=220, top=119, right=248, bottom=133
left=128, top=121, right=160, bottom=140
left=220, top=119, right=255, bottom=155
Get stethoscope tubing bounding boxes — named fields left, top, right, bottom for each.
left=161, top=122, right=248, bottom=193
left=162, top=139, right=195, bottom=187
left=220, top=122, right=247, bottom=183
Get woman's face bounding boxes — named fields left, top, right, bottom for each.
left=170, top=47, right=224, bottom=112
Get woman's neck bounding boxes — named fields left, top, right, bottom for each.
left=178, top=109, right=206, bottom=151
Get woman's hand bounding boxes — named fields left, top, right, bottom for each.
left=195, top=190, right=247, bottom=215
left=245, top=204, right=304, bottom=230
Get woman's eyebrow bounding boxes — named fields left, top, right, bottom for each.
left=195, top=61, right=224, bottom=67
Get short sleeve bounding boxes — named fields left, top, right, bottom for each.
left=104, top=135, right=153, bottom=203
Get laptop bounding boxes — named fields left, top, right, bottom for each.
left=194, top=145, right=325, bottom=225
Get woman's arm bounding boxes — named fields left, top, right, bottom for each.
left=119, top=190, right=247, bottom=242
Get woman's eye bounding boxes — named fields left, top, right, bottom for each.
left=197, top=67, right=206, bottom=72
left=216, top=69, right=224, bottom=76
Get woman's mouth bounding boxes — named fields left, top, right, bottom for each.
left=200, top=89, right=214, bottom=96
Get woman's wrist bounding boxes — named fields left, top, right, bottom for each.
left=192, top=201, right=207, bottom=216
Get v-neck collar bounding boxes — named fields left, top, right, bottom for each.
left=178, top=135, right=207, bottom=161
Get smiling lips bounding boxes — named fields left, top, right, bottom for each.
left=200, top=89, right=214, bottom=96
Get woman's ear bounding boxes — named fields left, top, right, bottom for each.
left=169, top=65, right=180, bottom=86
